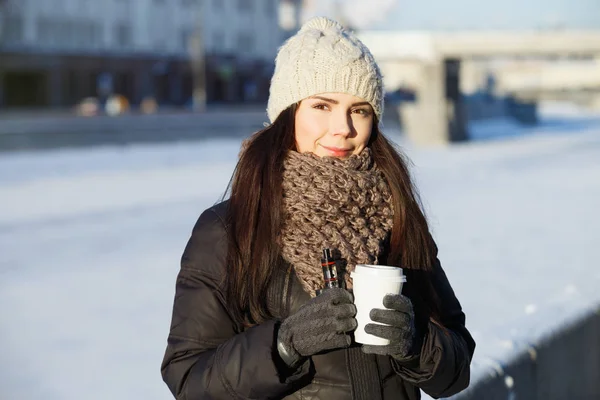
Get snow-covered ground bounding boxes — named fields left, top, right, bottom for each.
left=1, top=103, right=599, bottom=399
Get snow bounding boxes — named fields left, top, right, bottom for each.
left=1, top=103, right=599, bottom=399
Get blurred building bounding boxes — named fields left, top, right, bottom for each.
left=0, top=0, right=282, bottom=109
left=278, top=0, right=302, bottom=39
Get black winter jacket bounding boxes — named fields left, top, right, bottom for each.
left=161, top=202, right=475, bottom=400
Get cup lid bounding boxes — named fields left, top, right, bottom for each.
left=352, top=264, right=405, bottom=278
left=350, top=272, right=407, bottom=282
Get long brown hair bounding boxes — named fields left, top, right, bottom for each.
left=224, top=105, right=441, bottom=326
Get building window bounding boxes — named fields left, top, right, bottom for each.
left=37, top=17, right=58, bottom=45
left=77, top=22, right=101, bottom=48
left=115, top=23, right=132, bottom=47
left=91, top=23, right=103, bottom=48
left=59, top=21, right=70, bottom=47
left=73, top=21, right=85, bottom=46
left=81, top=22, right=92, bottom=46
left=36, top=17, right=47, bottom=44
left=154, top=39, right=167, bottom=51
left=181, top=28, right=195, bottom=51
left=181, top=30, right=189, bottom=51
left=4, top=15, right=24, bottom=43
left=213, top=30, right=225, bottom=51
left=265, top=0, right=275, bottom=16
left=237, top=0, right=252, bottom=11
left=237, top=31, right=254, bottom=52
left=35, top=18, right=101, bottom=48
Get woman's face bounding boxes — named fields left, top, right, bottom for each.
left=294, top=92, right=374, bottom=159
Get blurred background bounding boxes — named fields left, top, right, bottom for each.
left=1, top=1, right=599, bottom=400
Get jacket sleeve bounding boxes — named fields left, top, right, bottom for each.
left=161, top=208, right=310, bottom=400
left=393, top=252, right=476, bottom=399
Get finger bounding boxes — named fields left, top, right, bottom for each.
left=330, top=333, right=353, bottom=348
left=364, top=323, right=405, bottom=341
left=300, top=293, right=354, bottom=319
left=294, top=314, right=357, bottom=338
left=323, top=288, right=354, bottom=305
left=315, top=332, right=352, bottom=350
left=334, top=317, right=358, bottom=333
left=294, top=305, right=332, bottom=322
left=295, top=317, right=340, bottom=337
left=383, top=294, right=413, bottom=314
left=334, top=303, right=357, bottom=319
left=361, top=344, right=392, bottom=356
left=369, top=308, right=410, bottom=327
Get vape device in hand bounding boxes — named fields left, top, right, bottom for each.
left=320, top=248, right=339, bottom=290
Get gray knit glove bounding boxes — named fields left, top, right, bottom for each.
left=277, top=288, right=357, bottom=367
left=361, top=294, right=421, bottom=361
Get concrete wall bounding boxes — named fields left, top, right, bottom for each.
left=0, top=108, right=269, bottom=151
left=451, top=305, right=600, bottom=400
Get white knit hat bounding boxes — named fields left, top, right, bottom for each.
left=267, top=17, right=384, bottom=123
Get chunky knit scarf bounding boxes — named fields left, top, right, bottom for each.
left=280, top=148, right=394, bottom=297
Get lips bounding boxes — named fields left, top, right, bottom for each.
left=320, top=144, right=353, bottom=157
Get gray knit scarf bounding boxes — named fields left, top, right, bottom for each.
left=280, top=148, right=394, bottom=297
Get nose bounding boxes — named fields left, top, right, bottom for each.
left=330, top=110, right=353, bottom=138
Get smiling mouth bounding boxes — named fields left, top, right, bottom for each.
left=320, top=145, right=353, bottom=155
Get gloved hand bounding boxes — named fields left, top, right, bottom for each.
left=360, top=293, right=421, bottom=361
left=276, top=288, right=357, bottom=368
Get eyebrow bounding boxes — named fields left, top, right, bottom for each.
left=308, top=95, right=371, bottom=107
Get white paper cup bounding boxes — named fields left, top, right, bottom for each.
left=350, top=264, right=406, bottom=346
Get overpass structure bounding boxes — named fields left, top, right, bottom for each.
left=357, top=31, right=600, bottom=145
left=494, top=61, right=600, bottom=92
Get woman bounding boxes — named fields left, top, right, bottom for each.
left=161, top=17, right=475, bottom=400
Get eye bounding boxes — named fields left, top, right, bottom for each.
left=312, top=103, right=330, bottom=111
left=352, top=108, right=372, bottom=117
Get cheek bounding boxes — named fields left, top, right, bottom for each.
left=295, top=112, right=325, bottom=152
left=355, top=121, right=373, bottom=147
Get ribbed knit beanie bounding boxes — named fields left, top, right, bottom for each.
left=267, top=16, right=384, bottom=123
